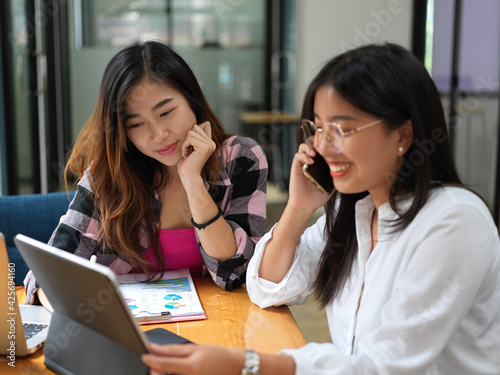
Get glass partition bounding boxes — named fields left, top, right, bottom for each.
left=72, top=0, right=266, bottom=134
left=426, top=0, right=500, bottom=209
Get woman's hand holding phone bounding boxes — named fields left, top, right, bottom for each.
left=303, top=152, right=335, bottom=195
left=288, top=142, right=334, bottom=213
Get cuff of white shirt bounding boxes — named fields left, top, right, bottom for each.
left=281, top=343, right=351, bottom=375
left=247, top=224, right=307, bottom=307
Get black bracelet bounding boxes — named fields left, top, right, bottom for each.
left=191, top=207, right=223, bottom=230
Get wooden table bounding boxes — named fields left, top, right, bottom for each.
left=1, top=278, right=306, bottom=374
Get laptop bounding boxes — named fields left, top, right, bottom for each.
left=12, top=233, right=191, bottom=375
left=0, top=233, right=52, bottom=357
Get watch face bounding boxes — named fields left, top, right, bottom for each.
left=241, top=350, right=261, bottom=375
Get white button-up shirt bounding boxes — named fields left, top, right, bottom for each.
left=247, top=187, right=500, bottom=374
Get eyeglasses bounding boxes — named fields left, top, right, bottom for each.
left=300, top=118, right=384, bottom=153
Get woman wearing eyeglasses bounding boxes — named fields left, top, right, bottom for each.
left=142, top=43, right=500, bottom=374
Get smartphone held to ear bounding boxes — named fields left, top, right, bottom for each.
left=303, top=153, right=335, bottom=195
left=299, top=120, right=334, bottom=195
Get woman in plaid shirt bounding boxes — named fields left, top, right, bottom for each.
left=25, top=41, right=268, bottom=304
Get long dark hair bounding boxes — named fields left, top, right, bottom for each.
left=66, top=41, right=230, bottom=277
left=300, top=43, right=462, bottom=307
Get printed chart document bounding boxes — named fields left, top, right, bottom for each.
left=117, top=268, right=206, bottom=325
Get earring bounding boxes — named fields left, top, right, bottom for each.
left=398, top=147, right=404, bottom=152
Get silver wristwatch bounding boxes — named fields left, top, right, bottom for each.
left=240, top=349, right=261, bottom=375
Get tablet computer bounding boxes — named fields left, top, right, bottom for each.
left=14, top=234, right=191, bottom=375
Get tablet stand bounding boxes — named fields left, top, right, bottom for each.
left=43, top=311, right=148, bottom=375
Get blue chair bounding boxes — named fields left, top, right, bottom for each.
left=0, top=191, right=76, bottom=286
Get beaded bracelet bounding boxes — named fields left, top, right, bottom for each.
left=191, top=207, right=223, bottom=230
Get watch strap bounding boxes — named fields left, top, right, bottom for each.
left=240, top=349, right=261, bottom=375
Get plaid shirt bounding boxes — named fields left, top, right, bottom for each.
left=25, top=136, right=267, bottom=302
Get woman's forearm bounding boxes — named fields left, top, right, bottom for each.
left=258, top=204, right=316, bottom=283
left=142, top=344, right=295, bottom=375
left=260, top=352, right=296, bottom=374
left=185, top=177, right=238, bottom=261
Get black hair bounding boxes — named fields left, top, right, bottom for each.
left=102, top=40, right=230, bottom=181
left=67, top=41, right=230, bottom=279
left=300, top=43, right=462, bottom=307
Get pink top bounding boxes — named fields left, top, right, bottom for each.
left=144, top=228, right=203, bottom=276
